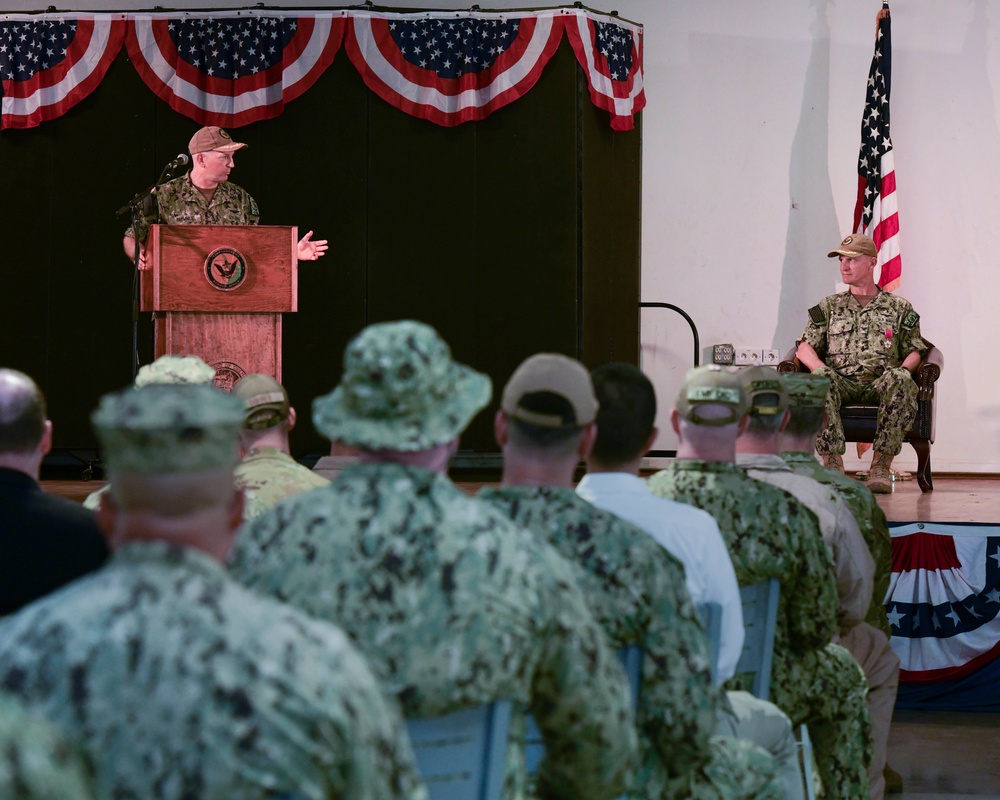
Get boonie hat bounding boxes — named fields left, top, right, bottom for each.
left=233, top=374, right=290, bottom=430
left=188, top=126, right=248, bottom=155
left=741, top=366, right=789, bottom=417
left=501, top=354, right=598, bottom=429
left=92, top=384, right=243, bottom=475
left=827, top=233, right=877, bottom=258
left=782, top=373, right=831, bottom=408
left=312, top=320, right=491, bottom=451
left=134, top=355, right=216, bottom=388
left=675, top=365, right=749, bottom=427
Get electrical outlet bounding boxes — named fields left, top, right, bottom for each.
left=712, top=343, right=735, bottom=365
left=734, top=347, right=762, bottom=366
left=761, top=349, right=780, bottom=366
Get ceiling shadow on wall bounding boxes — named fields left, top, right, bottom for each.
left=772, top=0, right=840, bottom=353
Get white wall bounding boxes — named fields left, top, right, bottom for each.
left=7, top=0, right=998, bottom=472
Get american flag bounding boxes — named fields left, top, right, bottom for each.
left=853, top=7, right=901, bottom=291
left=1, top=14, right=124, bottom=130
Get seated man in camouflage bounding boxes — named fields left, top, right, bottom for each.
left=481, top=354, right=783, bottom=800
left=648, top=366, right=872, bottom=800
left=0, top=383, right=424, bottom=800
left=229, top=321, right=637, bottom=800
left=232, top=373, right=329, bottom=519
left=795, top=233, right=927, bottom=492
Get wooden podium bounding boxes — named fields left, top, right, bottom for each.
left=141, top=224, right=297, bottom=389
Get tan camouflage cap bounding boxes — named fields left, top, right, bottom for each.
left=741, top=365, right=789, bottom=417
left=188, top=126, right=247, bottom=155
left=92, top=384, right=244, bottom=474
left=827, top=233, right=877, bottom=258
left=313, top=320, right=491, bottom=451
left=233, top=373, right=289, bottom=430
left=501, top=353, right=597, bottom=428
left=782, top=372, right=831, bottom=408
left=675, top=365, right=748, bottom=427
left=134, top=355, right=215, bottom=388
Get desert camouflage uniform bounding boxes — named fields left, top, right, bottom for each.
left=230, top=462, right=638, bottom=800
left=0, top=541, right=425, bottom=800
left=648, top=460, right=872, bottom=800
left=125, top=172, right=259, bottom=243
left=799, top=290, right=926, bottom=457
left=0, top=691, right=94, bottom=799
left=480, top=485, right=781, bottom=800
left=779, top=451, right=893, bottom=635
left=234, top=447, right=330, bottom=520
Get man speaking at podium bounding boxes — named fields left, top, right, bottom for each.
left=123, top=126, right=327, bottom=268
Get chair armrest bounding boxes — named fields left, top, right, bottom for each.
left=914, top=346, right=943, bottom=401
left=777, top=346, right=804, bottom=374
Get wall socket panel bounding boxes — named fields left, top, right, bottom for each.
left=761, top=349, right=780, bottom=366
left=734, top=347, right=762, bottom=366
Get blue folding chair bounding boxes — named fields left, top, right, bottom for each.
left=697, top=600, right=723, bottom=684
left=407, top=700, right=512, bottom=800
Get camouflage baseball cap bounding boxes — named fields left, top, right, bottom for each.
left=134, top=355, right=215, bottom=388
left=782, top=372, right=831, bottom=408
left=827, top=233, right=877, bottom=258
left=741, top=365, right=789, bottom=417
left=675, top=365, right=748, bottom=427
left=313, top=320, right=491, bottom=451
left=233, top=373, right=289, bottom=430
left=501, top=354, right=598, bottom=429
left=188, top=126, right=247, bottom=155
left=92, top=384, right=244, bottom=474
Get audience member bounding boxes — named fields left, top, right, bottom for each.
left=648, top=365, right=872, bottom=800
left=481, top=354, right=783, bottom=800
left=0, top=368, right=107, bottom=615
left=232, top=373, right=329, bottom=519
left=579, top=361, right=805, bottom=800
left=0, top=383, right=424, bottom=800
left=229, top=321, right=638, bottom=800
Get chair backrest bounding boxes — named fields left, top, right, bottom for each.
left=734, top=578, right=781, bottom=702
left=407, top=700, right=512, bottom=800
left=697, top=601, right=723, bottom=684
left=524, top=645, right=642, bottom=777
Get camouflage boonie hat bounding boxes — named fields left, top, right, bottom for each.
left=741, top=365, right=789, bottom=417
left=827, top=233, right=877, bottom=258
left=675, top=365, right=749, bottom=427
left=188, top=126, right=247, bottom=155
left=134, top=355, right=215, bottom=388
left=313, top=320, right=492, bottom=451
left=501, top=353, right=598, bottom=429
left=92, top=384, right=244, bottom=474
left=233, top=373, right=289, bottom=430
left=782, top=372, right=831, bottom=408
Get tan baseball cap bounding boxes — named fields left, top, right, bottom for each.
left=188, top=126, right=247, bottom=155
left=501, top=353, right=598, bottom=429
left=233, top=374, right=290, bottom=430
left=675, top=365, right=748, bottom=427
left=740, top=366, right=789, bottom=417
left=827, top=233, right=877, bottom=258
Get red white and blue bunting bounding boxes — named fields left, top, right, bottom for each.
left=1, top=8, right=643, bottom=132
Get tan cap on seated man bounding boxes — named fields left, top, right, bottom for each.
left=232, top=373, right=329, bottom=520
left=0, top=383, right=425, bottom=800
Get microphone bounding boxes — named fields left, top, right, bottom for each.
left=165, top=153, right=189, bottom=172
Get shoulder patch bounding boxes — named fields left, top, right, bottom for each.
left=808, top=305, right=826, bottom=325
left=902, top=310, right=919, bottom=329
left=249, top=195, right=260, bottom=218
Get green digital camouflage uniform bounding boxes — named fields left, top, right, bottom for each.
left=0, top=691, right=95, bottom=799
left=799, top=290, right=926, bottom=457
left=0, top=542, right=425, bottom=800
left=124, top=172, right=260, bottom=243
left=648, top=461, right=872, bottom=800
left=779, top=452, right=893, bottom=637
left=234, top=447, right=330, bottom=520
left=480, top=485, right=781, bottom=800
left=230, top=462, right=638, bottom=800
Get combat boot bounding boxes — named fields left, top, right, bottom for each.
left=822, top=453, right=845, bottom=474
left=868, top=451, right=893, bottom=494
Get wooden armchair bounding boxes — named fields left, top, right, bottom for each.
left=778, top=342, right=944, bottom=492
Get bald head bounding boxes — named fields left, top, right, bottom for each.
left=0, top=369, right=47, bottom=455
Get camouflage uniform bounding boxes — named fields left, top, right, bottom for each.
left=0, top=541, right=425, bottom=800
left=124, top=172, right=259, bottom=244
left=230, top=462, right=637, bottom=800
left=0, top=691, right=94, bottom=799
left=233, top=447, right=329, bottom=520
left=779, top=451, right=892, bottom=635
left=648, top=460, right=872, bottom=800
left=481, top=485, right=781, bottom=800
left=798, top=290, right=926, bottom=457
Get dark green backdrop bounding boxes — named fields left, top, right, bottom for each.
left=0, top=40, right=640, bottom=460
